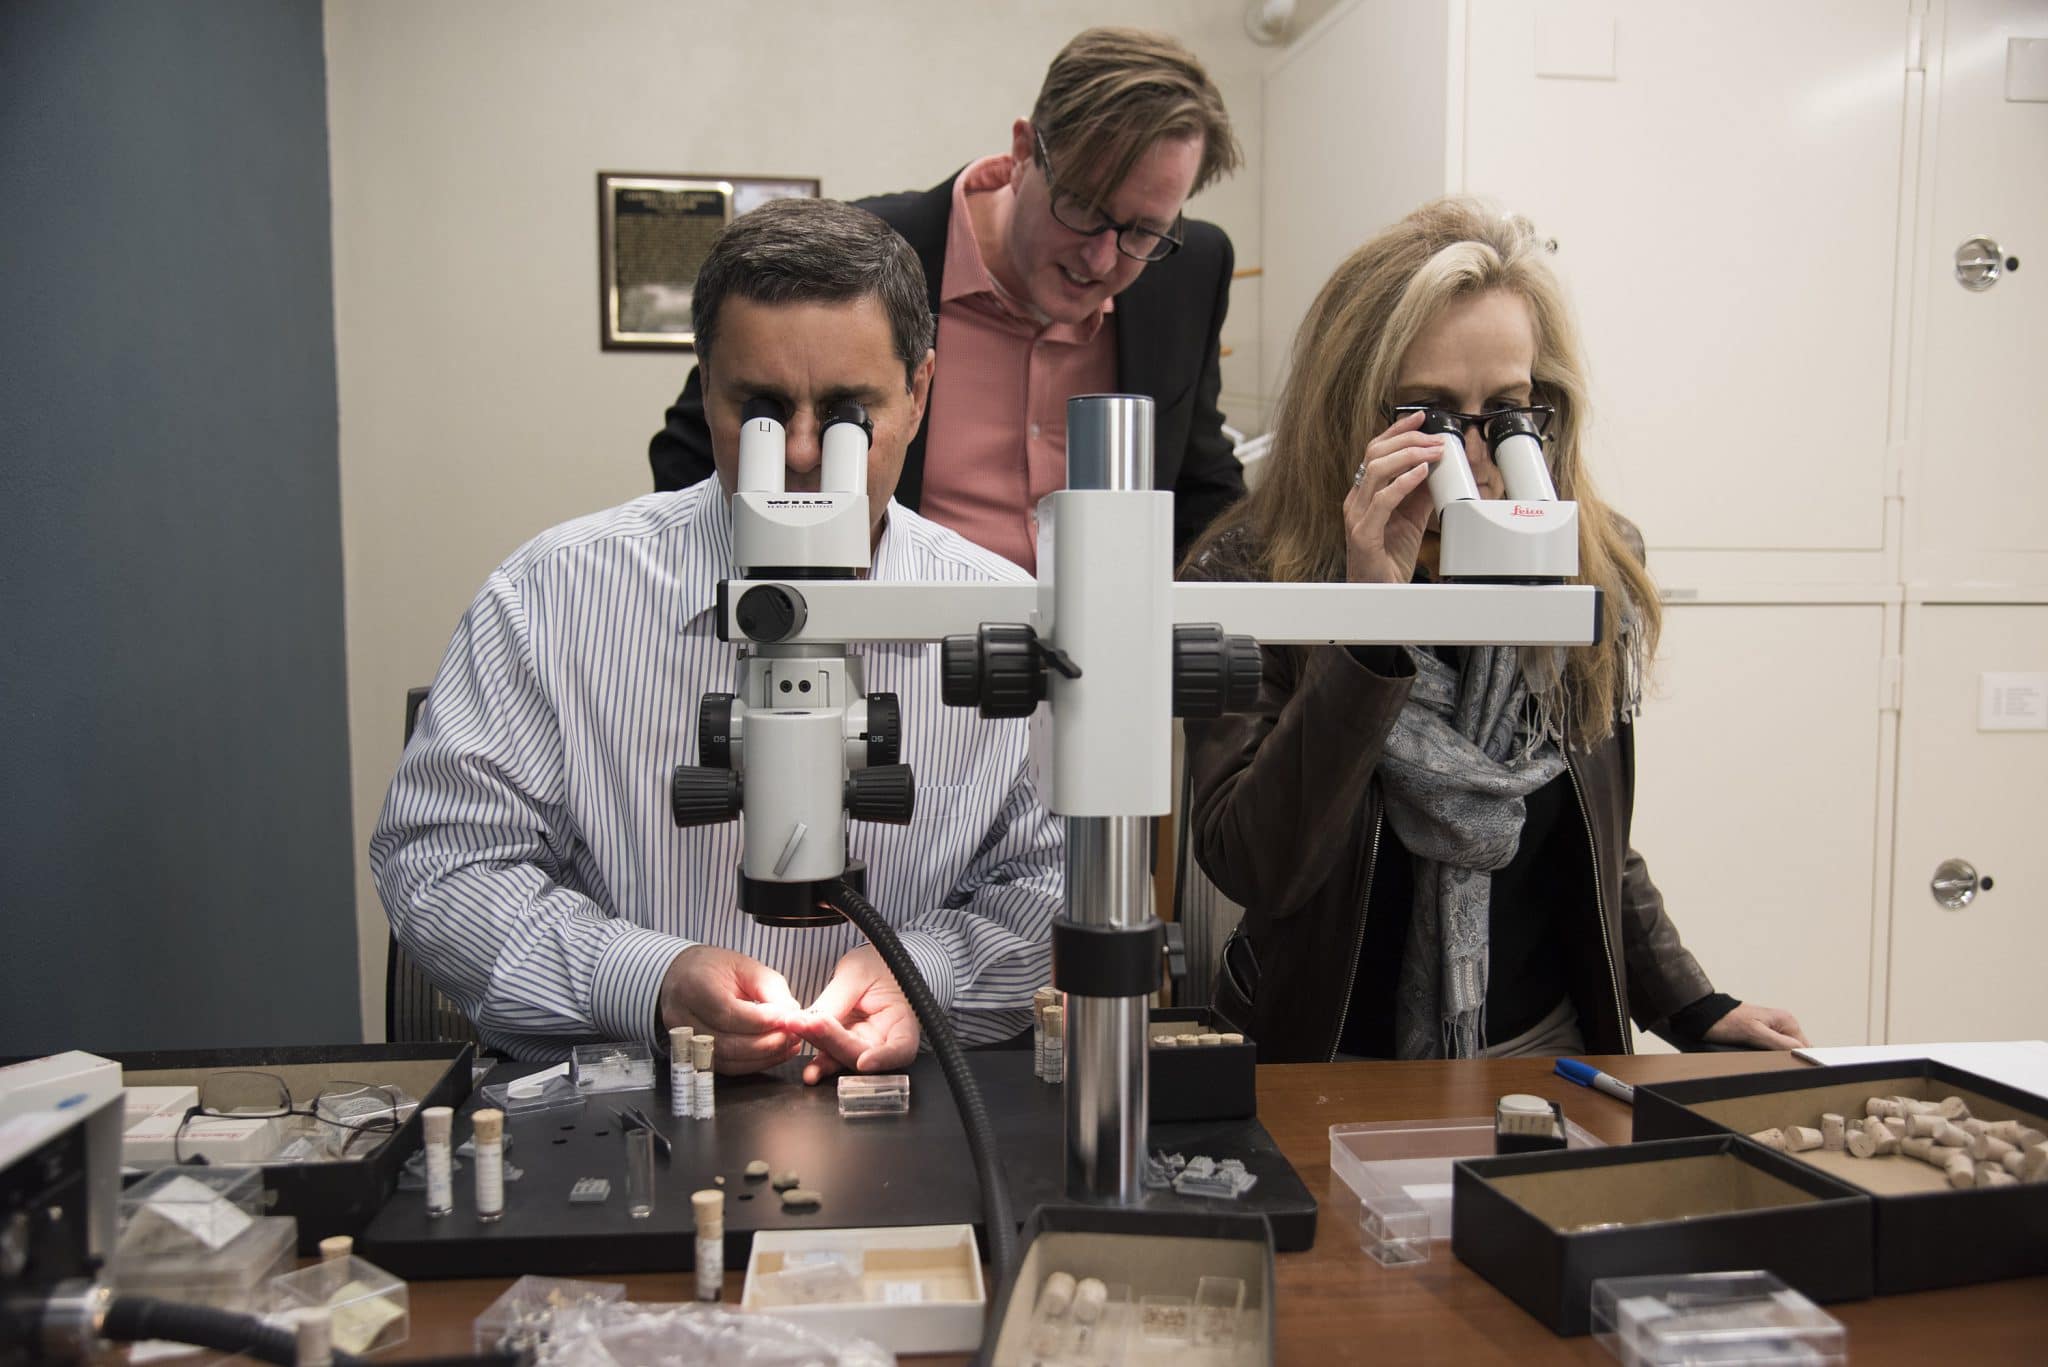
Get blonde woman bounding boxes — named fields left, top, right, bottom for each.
left=1183, top=197, right=1805, bottom=1062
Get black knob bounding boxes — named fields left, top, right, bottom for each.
left=941, top=635, right=980, bottom=708
left=1173, top=624, right=1265, bottom=718
left=671, top=765, right=740, bottom=827
left=940, top=624, right=1046, bottom=718
left=844, top=764, right=915, bottom=824
left=865, top=693, right=901, bottom=767
left=698, top=693, right=736, bottom=769
left=735, top=584, right=805, bottom=643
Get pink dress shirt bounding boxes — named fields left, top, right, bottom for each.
left=917, top=156, right=1118, bottom=571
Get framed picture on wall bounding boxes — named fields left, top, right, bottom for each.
left=597, top=171, right=820, bottom=350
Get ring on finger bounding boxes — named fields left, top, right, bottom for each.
left=1352, top=462, right=1368, bottom=488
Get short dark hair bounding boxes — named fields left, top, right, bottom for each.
left=691, top=197, right=934, bottom=387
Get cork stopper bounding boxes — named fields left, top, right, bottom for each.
left=422, top=1106, right=452, bottom=1143
left=292, top=1308, right=333, bottom=1367
left=691, top=1034, right=714, bottom=1070
left=669, top=1025, right=694, bottom=1055
left=1045, top=1005, right=1065, bottom=1038
left=472, top=1108, right=504, bottom=1144
left=318, top=1235, right=353, bottom=1263
left=1034, top=986, right=1059, bottom=1008
left=691, top=1188, right=724, bottom=1236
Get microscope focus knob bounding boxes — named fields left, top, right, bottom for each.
left=670, top=764, right=741, bottom=827
left=734, top=584, right=806, bottom=643
left=698, top=693, right=736, bottom=769
left=844, top=763, right=915, bottom=825
left=864, top=693, right=901, bottom=767
left=1171, top=624, right=1264, bottom=718
left=941, top=624, right=1045, bottom=718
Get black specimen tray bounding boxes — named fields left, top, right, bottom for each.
left=358, top=1051, right=1315, bottom=1278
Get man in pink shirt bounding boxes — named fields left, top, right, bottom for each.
left=652, top=27, right=1246, bottom=571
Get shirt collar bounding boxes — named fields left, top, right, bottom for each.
left=944, top=155, right=1114, bottom=334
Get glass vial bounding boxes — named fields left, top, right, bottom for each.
left=669, top=1026, right=694, bottom=1119
left=1044, top=1004, right=1066, bottom=1084
left=421, top=1106, right=454, bottom=1218
left=691, top=1035, right=715, bottom=1119
left=691, top=1188, right=724, bottom=1301
left=472, top=1107, right=505, bottom=1223
left=626, top=1126, right=656, bottom=1219
left=1032, top=986, right=1058, bottom=1082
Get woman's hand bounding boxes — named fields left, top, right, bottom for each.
left=1344, top=409, right=1444, bottom=584
left=1704, top=1002, right=1810, bottom=1051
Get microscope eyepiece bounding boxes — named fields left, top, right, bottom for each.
left=821, top=399, right=873, bottom=442
left=1417, top=408, right=1465, bottom=439
left=1482, top=408, right=1544, bottom=448
left=741, top=395, right=790, bottom=426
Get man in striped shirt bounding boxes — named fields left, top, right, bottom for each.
left=372, top=199, right=1062, bottom=1074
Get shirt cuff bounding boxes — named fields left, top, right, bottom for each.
left=592, top=925, right=697, bottom=1047
left=890, top=930, right=958, bottom=1016
left=1667, top=992, right=1741, bottom=1045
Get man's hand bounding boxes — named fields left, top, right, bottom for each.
left=1704, top=1002, right=1810, bottom=1051
left=790, top=945, right=920, bottom=1085
left=658, top=945, right=804, bottom=1074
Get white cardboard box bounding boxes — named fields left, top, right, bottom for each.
left=123, top=1086, right=200, bottom=1128
left=740, top=1223, right=984, bottom=1355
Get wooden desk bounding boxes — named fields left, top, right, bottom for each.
left=390, top=1054, right=2048, bottom=1362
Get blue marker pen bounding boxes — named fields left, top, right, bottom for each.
left=1554, top=1057, right=1634, bottom=1105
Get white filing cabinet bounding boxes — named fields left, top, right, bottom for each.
left=1258, top=0, right=2045, bottom=1043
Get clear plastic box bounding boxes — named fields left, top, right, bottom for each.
left=112, top=1214, right=298, bottom=1313
left=118, top=1167, right=267, bottom=1256
left=473, top=1275, right=627, bottom=1355
left=1329, top=1114, right=1603, bottom=1254
left=1590, top=1271, right=1846, bottom=1366
left=837, top=1073, right=910, bottom=1118
left=571, top=1042, right=655, bottom=1094
left=269, top=1254, right=410, bottom=1355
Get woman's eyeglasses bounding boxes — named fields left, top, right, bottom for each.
left=1386, top=403, right=1557, bottom=440
left=174, top=1070, right=406, bottom=1163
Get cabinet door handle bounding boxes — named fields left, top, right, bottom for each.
left=1931, top=858, right=1985, bottom=909
left=1955, top=237, right=2006, bottom=292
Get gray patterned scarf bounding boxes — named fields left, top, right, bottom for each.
left=1383, top=644, right=1566, bottom=1060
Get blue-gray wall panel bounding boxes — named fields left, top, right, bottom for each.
left=0, top=0, right=358, bottom=1052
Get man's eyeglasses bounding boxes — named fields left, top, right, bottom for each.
left=1033, top=130, right=1183, bottom=264
left=174, top=1071, right=406, bottom=1163
left=1386, top=403, right=1557, bottom=440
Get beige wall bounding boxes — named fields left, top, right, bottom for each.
left=325, top=1, right=1272, bottom=1038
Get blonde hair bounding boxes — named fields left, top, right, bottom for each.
left=1186, top=196, right=1659, bottom=745
left=1031, top=27, right=1241, bottom=204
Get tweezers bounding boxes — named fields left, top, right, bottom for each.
left=611, top=1105, right=672, bottom=1161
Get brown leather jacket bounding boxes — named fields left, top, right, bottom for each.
left=1184, top=629, right=1715, bottom=1063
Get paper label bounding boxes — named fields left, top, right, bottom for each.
left=328, top=1283, right=404, bottom=1354
left=878, top=1281, right=925, bottom=1304
left=1980, top=672, right=2048, bottom=731
left=143, top=1175, right=254, bottom=1251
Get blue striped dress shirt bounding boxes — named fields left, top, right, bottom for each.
left=370, top=479, right=1062, bottom=1062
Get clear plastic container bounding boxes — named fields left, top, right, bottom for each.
left=1329, top=1114, right=1603, bottom=1251
left=473, top=1275, right=627, bottom=1355
left=837, top=1073, right=910, bottom=1117
left=118, top=1167, right=267, bottom=1256
left=571, top=1042, right=656, bottom=1094
left=1359, top=1190, right=1432, bottom=1267
left=269, top=1254, right=410, bottom=1355
left=1590, top=1271, right=1846, bottom=1366
left=112, top=1214, right=298, bottom=1313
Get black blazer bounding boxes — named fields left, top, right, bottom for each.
left=648, top=173, right=1246, bottom=561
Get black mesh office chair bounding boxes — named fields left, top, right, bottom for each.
left=385, top=686, right=480, bottom=1045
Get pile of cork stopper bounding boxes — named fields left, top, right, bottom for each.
left=1751, top=1094, right=2048, bottom=1190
